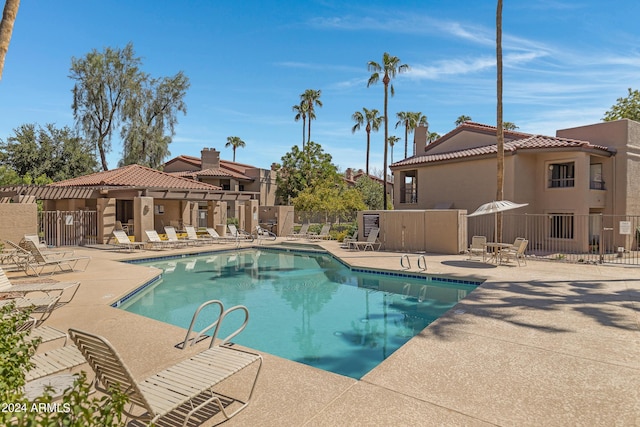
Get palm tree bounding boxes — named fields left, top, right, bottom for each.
left=503, top=121, right=518, bottom=130
left=427, top=131, right=440, bottom=144
left=387, top=136, right=400, bottom=164
left=0, top=0, right=20, bottom=81
left=352, top=107, right=383, bottom=176
left=455, top=115, right=472, bottom=126
left=367, top=52, right=409, bottom=210
left=300, top=89, right=322, bottom=143
left=225, top=136, right=245, bottom=162
left=395, top=112, right=427, bottom=160
left=412, top=112, right=428, bottom=156
left=496, top=0, right=505, bottom=243
left=292, top=101, right=308, bottom=149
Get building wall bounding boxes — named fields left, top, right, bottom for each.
left=0, top=203, right=38, bottom=244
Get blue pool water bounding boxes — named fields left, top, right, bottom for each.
left=119, top=249, right=479, bottom=379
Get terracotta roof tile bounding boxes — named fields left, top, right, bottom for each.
left=170, top=167, right=252, bottom=180
left=49, top=164, right=221, bottom=190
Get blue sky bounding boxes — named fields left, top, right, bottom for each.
left=1, top=1, right=639, bottom=173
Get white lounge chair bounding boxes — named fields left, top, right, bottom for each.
left=467, top=235, right=487, bottom=261
left=19, top=240, right=90, bottom=277
left=144, top=230, right=175, bottom=250
left=352, top=228, right=381, bottom=251
left=0, top=294, right=63, bottom=324
left=342, top=230, right=358, bottom=249
left=205, top=228, right=236, bottom=244
left=254, top=225, right=276, bottom=243
left=308, top=224, right=331, bottom=240
left=228, top=224, right=254, bottom=242
left=287, top=223, right=310, bottom=240
left=69, top=328, right=263, bottom=425
left=112, top=230, right=146, bottom=252
left=184, top=225, right=213, bottom=245
left=0, top=266, right=80, bottom=305
left=164, top=226, right=196, bottom=246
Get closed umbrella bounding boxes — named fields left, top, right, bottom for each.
left=466, top=200, right=528, bottom=242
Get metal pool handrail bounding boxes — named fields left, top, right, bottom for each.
left=180, top=300, right=250, bottom=349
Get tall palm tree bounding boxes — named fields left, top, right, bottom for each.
left=292, top=101, right=308, bottom=149
left=427, top=131, right=440, bottom=144
left=412, top=112, right=428, bottom=156
left=387, top=135, right=400, bottom=164
left=367, top=52, right=409, bottom=210
left=455, top=115, right=472, bottom=126
left=395, top=112, right=427, bottom=160
left=300, top=89, right=322, bottom=143
left=225, top=136, right=245, bottom=162
left=0, top=0, right=20, bottom=81
left=496, top=0, right=505, bottom=243
left=352, top=107, right=383, bottom=176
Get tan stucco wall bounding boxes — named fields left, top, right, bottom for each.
left=134, top=197, right=154, bottom=242
left=357, top=210, right=466, bottom=254
left=97, top=198, right=116, bottom=244
left=0, top=203, right=38, bottom=244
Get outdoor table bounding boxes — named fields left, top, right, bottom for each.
left=483, top=242, right=512, bottom=264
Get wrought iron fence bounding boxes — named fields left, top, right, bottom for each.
left=468, top=213, right=640, bottom=265
left=38, top=210, right=98, bottom=247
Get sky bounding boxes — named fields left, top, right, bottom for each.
left=1, top=1, right=639, bottom=174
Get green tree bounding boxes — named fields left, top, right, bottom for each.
left=395, top=112, right=426, bottom=158
left=275, top=141, right=338, bottom=204
left=70, top=43, right=143, bottom=171
left=367, top=52, right=409, bottom=210
left=0, top=123, right=97, bottom=181
left=455, top=115, right=472, bottom=126
left=0, top=0, right=19, bottom=81
left=351, top=107, right=382, bottom=176
left=225, top=136, right=246, bottom=162
left=496, top=0, right=505, bottom=243
left=503, top=121, right=518, bottom=130
left=427, top=131, right=440, bottom=143
left=292, top=101, right=309, bottom=149
left=387, top=135, right=400, bottom=164
left=119, top=71, right=190, bottom=168
left=293, top=177, right=366, bottom=222
left=300, top=89, right=322, bottom=143
left=603, top=88, right=640, bottom=121
left=354, top=175, right=385, bottom=210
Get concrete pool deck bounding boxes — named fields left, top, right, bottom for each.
left=11, top=239, right=639, bottom=426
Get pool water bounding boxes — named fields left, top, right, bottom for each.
left=120, top=249, right=478, bottom=379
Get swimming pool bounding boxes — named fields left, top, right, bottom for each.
left=119, top=249, right=480, bottom=379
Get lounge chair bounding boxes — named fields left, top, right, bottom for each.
left=308, top=224, right=331, bottom=240
left=0, top=294, right=63, bottom=325
left=144, top=230, right=175, bottom=250
left=0, top=266, right=80, bottom=305
left=352, top=228, right=381, bottom=251
left=184, top=225, right=213, bottom=245
left=287, top=223, right=310, bottom=240
left=112, top=230, right=146, bottom=252
left=19, top=240, right=91, bottom=277
left=254, top=225, right=276, bottom=243
left=1, top=239, right=33, bottom=266
left=68, top=328, right=263, bottom=425
left=164, top=226, right=196, bottom=246
left=467, top=235, right=487, bottom=261
left=22, top=235, right=75, bottom=258
left=341, top=230, right=358, bottom=249
left=501, top=239, right=529, bottom=266
left=205, top=228, right=236, bottom=244
left=228, top=224, right=254, bottom=242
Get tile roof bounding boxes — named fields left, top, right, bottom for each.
left=49, top=164, right=221, bottom=190
left=166, top=155, right=256, bottom=177
left=392, top=132, right=615, bottom=168
left=170, top=167, right=251, bottom=180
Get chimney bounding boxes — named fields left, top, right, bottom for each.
left=201, top=148, right=220, bottom=170
left=345, top=168, right=353, bottom=181
left=414, top=125, right=427, bottom=154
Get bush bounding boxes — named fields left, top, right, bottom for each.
left=0, top=303, right=128, bottom=426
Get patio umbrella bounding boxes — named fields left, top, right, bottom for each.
left=466, top=200, right=528, bottom=242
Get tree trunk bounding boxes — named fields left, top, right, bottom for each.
left=366, top=130, right=371, bottom=176
left=404, top=122, right=408, bottom=159
left=0, top=0, right=20, bottom=81
left=496, top=0, right=504, bottom=242
left=383, top=76, right=390, bottom=210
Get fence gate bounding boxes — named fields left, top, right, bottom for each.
left=38, top=211, right=98, bottom=247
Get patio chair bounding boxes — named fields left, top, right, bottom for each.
left=501, top=239, right=529, bottom=266
left=144, top=230, right=176, bottom=250
left=0, top=266, right=80, bottom=305
left=205, top=228, right=236, bottom=244
left=351, top=228, right=381, bottom=251
left=308, top=224, right=331, bottom=240
left=112, top=230, right=146, bottom=252
left=467, top=235, right=487, bottom=261
left=287, top=223, right=310, bottom=240
left=228, top=224, right=254, bottom=242
left=341, top=230, right=358, bottom=249
left=1, top=239, right=33, bottom=266
left=184, top=225, right=213, bottom=245
left=68, top=328, right=263, bottom=425
left=0, top=294, right=63, bottom=325
left=254, top=225, right=276, bottom=243
left=19, top=240, right=91, bottom=277
left=164, top=226, right=197, bottom=246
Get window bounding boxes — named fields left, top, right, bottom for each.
left=549, top=214, right=574, bottom=239
left=548, top=162, right=575, bottom=188
left=589, top=163, right=605, bottom=190
left=400, top=171, right=417, bottom=204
